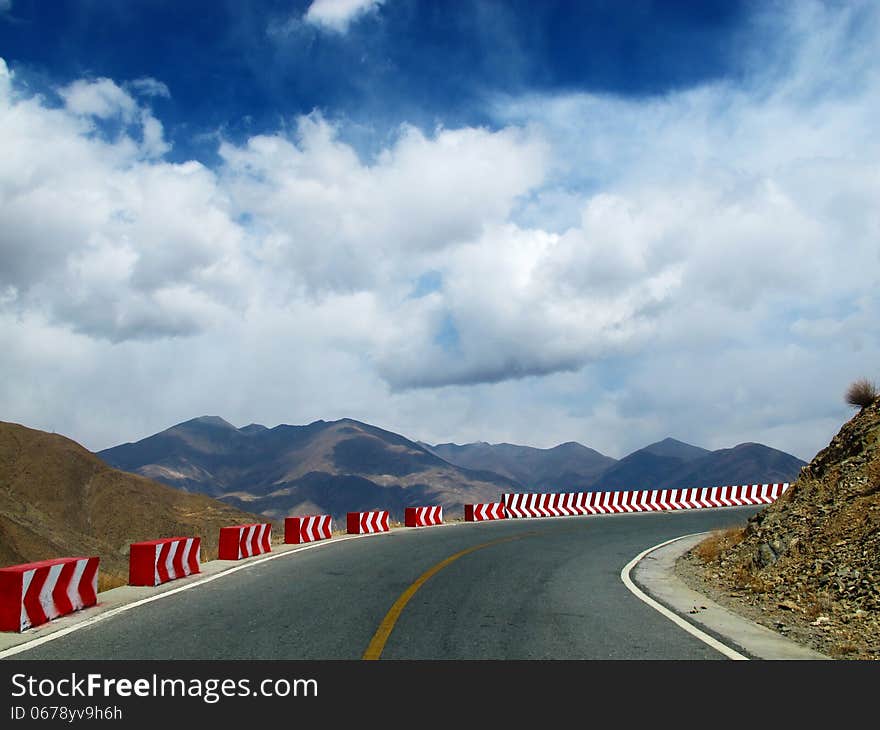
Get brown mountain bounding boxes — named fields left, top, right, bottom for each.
left=678, top=394, right=880, bottom=659
left=0, top=421, right=271, bottom=585
left=98, top=417, right=518, bottom=521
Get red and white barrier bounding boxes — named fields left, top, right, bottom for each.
left=347, top=511, right=390, bottom=535
left=405, top=506, right=443, bottom=527
left=129, top=537, right=200, bottom=587
left=503, top=484, right=789, bottom=518
left=544, top=493, right=587, bottom=516
left=218, top=523, right=272, bottom=560
left=285, top=515, right=332, bottom=544
left=504, top=492, right=587, bottom=518
left=0, top=556, right=99, bottom=632
left=464, top=503, right=507, bottom=521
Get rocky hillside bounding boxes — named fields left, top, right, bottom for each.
left=0, top=421, right=272, bottom=586
left=677, top=395, right=880, bottom=659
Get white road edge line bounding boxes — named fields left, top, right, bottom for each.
left=620, top=532, right=749, bottom=661
left=0, top=531, right=392, bottom=660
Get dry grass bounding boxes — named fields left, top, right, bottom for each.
left=833, top=641, right=858, bottom=656
left=803, top=600, right=821, bottom=620
left=98, top=571, right=128, bottom=593
left=846, top=378, right=878, bottom=408
left=694, top=526, right=746, bottom=563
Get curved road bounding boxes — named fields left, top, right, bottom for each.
left=9, top=507, right=758, bottom=660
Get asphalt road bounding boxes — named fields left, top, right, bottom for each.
left=9, top=507, right=759, bottom=660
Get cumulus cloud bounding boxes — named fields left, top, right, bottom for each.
left=0, top=0, right=11, bottom=14
left=304, top=0, right=384, bottom=33
left=0, top=66, right=546, bottom=347
left=0, top=71, right=238, bottom=340
left=218, top=115, right=547, bottom=294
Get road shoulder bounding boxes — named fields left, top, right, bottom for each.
left=631, top=533, right=829, bottom=660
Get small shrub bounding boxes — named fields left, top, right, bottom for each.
left=845, top=378, right=878, bottom=408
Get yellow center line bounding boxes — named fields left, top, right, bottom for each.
left=362, top=531, right=537, bottom=660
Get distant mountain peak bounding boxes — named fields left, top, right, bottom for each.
left=331, top=417, right=366, bottom=427
left=550, top=441, right=601, bottom=453
left=178, top=415, right=236, bottom=430
left=640, top=437, right=710, bottom=463
left=239, top=423, right=268, bottom=434
left=725, top=441, right=803, bottom=459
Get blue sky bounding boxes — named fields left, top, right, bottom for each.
left=1, top=0, right=878, bottom=461
left=2, top=0, right=749, bottom=160
left=0, top=0, right=759, bottom=192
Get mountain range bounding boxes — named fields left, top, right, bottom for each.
left=420, top=441, right=616, bottom=491
left=97, top=416, right=806, bottom=520
left=98, top=417, right=517, bottom=522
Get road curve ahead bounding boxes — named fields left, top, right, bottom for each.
left=9, top=507, right=759, bottom=660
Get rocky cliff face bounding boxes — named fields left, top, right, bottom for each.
left=677, top=396, right=880, bottom=659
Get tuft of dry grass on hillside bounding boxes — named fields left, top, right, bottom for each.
left=692, top=526, right=746, bottom=563
left=846, top=378, right=879, bottom=409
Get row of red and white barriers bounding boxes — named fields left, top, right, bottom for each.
left=0, top=484, right=787, bottom=632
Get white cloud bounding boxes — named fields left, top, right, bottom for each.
left=0, top=0, right=11, bottom=15
left=129, top=77, right=171, bottom=99
left=218, top=114, right=547, bottom=294
left=0, top=57, right=10, bottom=97
left=60, top=78, right=139, bottom=121
left=57, top=77, right=170, bottom=159
left=304, top=0, right=384, bottom=33
left=139, top=112, right=170, bottom=157
left=0, top=74, right=239, bottom=340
